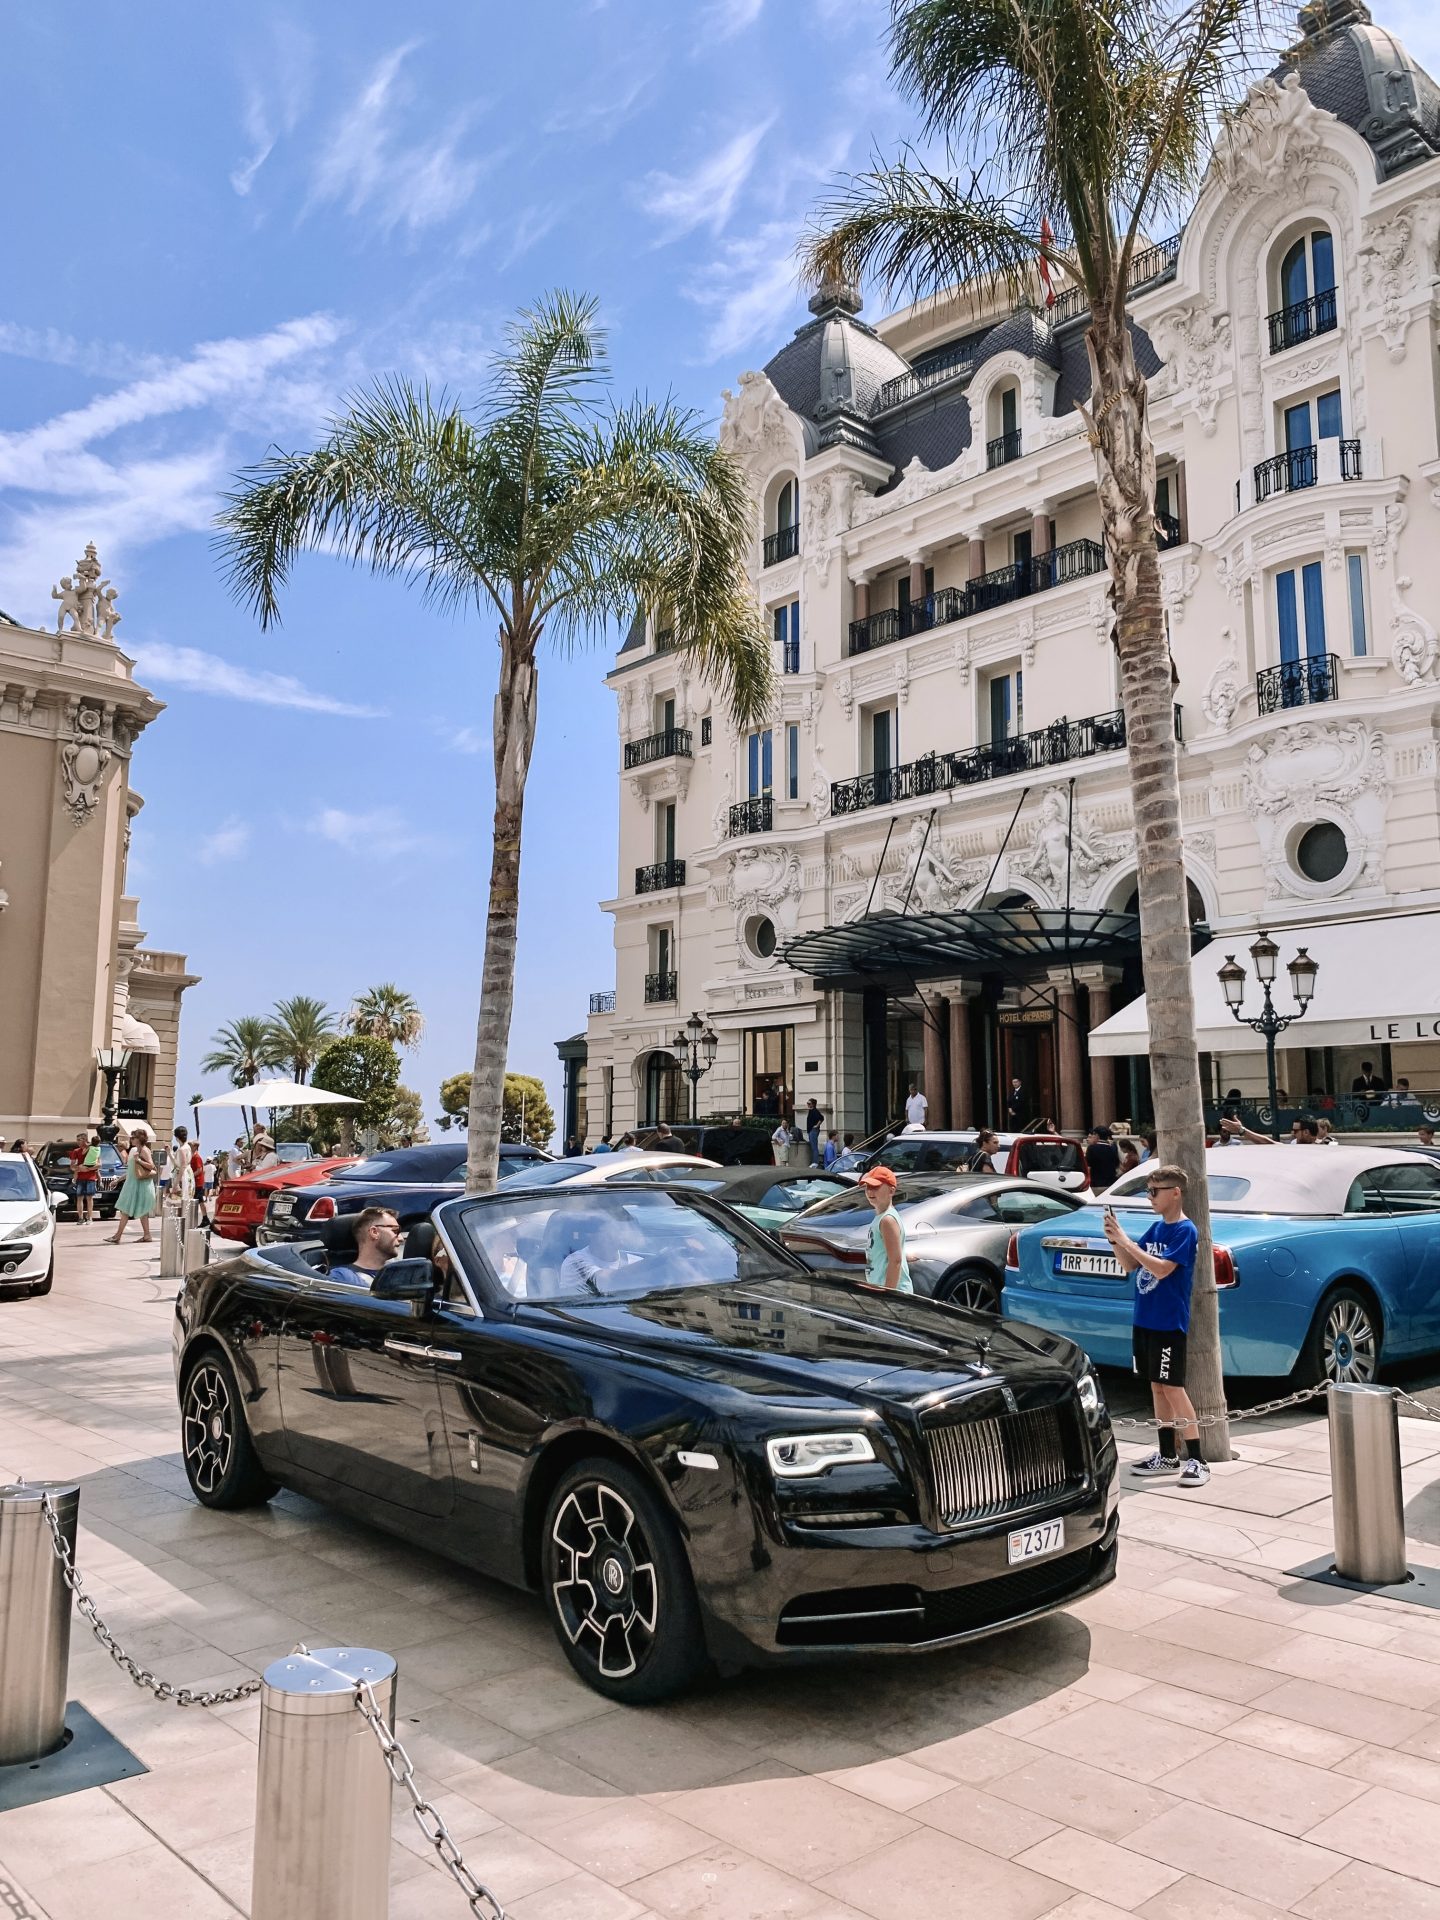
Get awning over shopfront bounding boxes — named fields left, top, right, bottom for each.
left=1089, top=911, right=1440, bottom=1056
left=782, top=907, right=1144, bottom=991
left=119, top=1011, right=161, bottom=1053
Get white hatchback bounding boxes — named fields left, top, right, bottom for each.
left=0, top=1152, right=60, bottom=1296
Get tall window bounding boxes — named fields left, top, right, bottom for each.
left=773, top=600, right=800, bottom=673
left=1001, top=385, right=1018, bottom=437
left=986, top=668, right=1023, bottom=742
left=652, top=925, right=673, bottom=976
left=1273, top=230, right=1337, bottom=350
left=744, top=1027, right=794, bottom=1117
left=1276, top=562, right=1326, bottom=664
left=657, top=801, right=676, bottom=865
left=897, top=566, right=934, bottom=629
left=775, top=478, right=796, bottom=532
left=1346, top=553, right=1368, bottom=656
left=868, top=707, right=895, bottom=774
left=747, top=729, right=773, bottom=797
left=786, top=723, right=799, bottom=801
left=658, top=694, right=676, bottom=734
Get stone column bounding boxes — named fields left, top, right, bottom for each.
left=1030, top=506, right=1052, bottom=556
left=1078, top=965, right=1123, bottom=1125
left=923, top=999, right=947, bottom=1126
left=948, top=988, right=977, bottom=1128
left=851, top=575, right=870, bottom=622
left=908, top=554, right=928, bottom=603
left=1050, top=969, right=1085, bottom=1134
left=967, top=535, right=988, bottom=581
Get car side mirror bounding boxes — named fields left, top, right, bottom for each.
left=47, top=1190, right=63, bottom=1212
left=370, top=1257, right=436, bottom=1303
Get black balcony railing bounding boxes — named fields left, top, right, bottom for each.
left=830, top=704, right=1183, bottom=815
left=654, top=626, right=677, bottom=652
left=763, top=524, right=800, bottom=566
left=589, top=990, right=616, bottom=1014
left=987, top=428, right=1023, bottom=469
left=1255, top=654, right=1339, bottom=714
left=636, top=859, right=686, bottom=894
left=1158, top=511, right=1183, bottom=549
left=728, top=795, right=773, bottom=837
left=780, top=635, right=800, bottom=673
left=1341, top=437, right=1363, bottom=479
left=1248, top=439, right=1361, bottom=506
left=1267, top=286, right=1338, bottom=355
left=874, top=344, right=977, bottom=414
left=847, top=543, right=1105, bottom=656
left=644, top=971, right=678, bottom=1004
left=624, top=726, right=692, bottom=769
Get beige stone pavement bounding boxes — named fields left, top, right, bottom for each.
left=6, top=1230, right=1440, bottom=1919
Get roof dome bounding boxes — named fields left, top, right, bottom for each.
left=763, top=284, right=911, bottom=450
left=1280, top=0, right=1440, bottom=176
left=971, top=306, right=1062, bottom=376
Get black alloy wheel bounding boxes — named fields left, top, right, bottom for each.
left=1298, top=1285, right=1381, bottom=1387
left=935, top=1265, right=1001, bottom=1313
left=541, top=1458, right=708, bottom=1704
left=180, top=1353, right=277, bottom=1509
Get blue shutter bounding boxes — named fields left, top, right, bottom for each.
left=761, top=730, right=772, bottom=793
left=1311, top=230, right=1335, bottom=294
left=787, top=724, right=799, bottom=800
left=1347, top=554, right=1367, bottom=656
left=1316, top=390, right=1342, bottom=440
left=1276, top=570, right=1299, bottom=665
left=747, top=731, right=759, bottom=797
left=1301, top=562, right=1327, bottom=658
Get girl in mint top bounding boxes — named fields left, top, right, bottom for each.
left=859, top=1166, right=913, bottom=1292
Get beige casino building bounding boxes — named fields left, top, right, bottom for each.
left=0, top=544, right=197, bottom=1145
left=581, top=0, right=1440, bottom=1142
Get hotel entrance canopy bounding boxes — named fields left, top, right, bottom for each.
left=1089, top=911, right=1440, bottom=1056
left=781, top=907, right=1144, bottom=992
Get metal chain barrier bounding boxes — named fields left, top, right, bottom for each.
left=1109, top=1381, right=1331, bottom=1431
left=352, top=1677, right=507, bottom=1920
left=38, top=1490, right=261, bottom=1708
left=1394, top=1387, right=1440, bottom=1422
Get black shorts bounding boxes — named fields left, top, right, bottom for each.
left=1133, top=1326, right=1188, bottom=1386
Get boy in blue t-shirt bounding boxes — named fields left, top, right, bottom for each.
left=1103, top=1163, right=1209, bottom=1487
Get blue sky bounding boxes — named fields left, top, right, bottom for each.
left=3, top=1, right=1437, bottom=1137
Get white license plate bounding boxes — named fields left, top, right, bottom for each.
left=1058, top=1250, right=1122, bottom=1276
left=1007, top=1519, right=1065, bottom=1565
left=272, top=1198, right=295, bottom=1214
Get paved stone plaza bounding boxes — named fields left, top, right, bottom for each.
left=5, top=1231, right=1440, bottom=1919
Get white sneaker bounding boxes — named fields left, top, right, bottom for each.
left=1178, top=1457, right=1211, bottom=1487
left=1130, top=1450, right=1181, bottom=1477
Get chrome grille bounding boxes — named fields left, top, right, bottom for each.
left=925, top=1403, right=1077, bottom=1527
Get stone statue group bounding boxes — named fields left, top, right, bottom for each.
left=51, top=541, right=121, bottom=638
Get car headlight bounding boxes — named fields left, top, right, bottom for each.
left=1076, top=1368, right=1106, bottom=1428
left=19, top=1211, right=50, bottom=1238
left=766, top=1432, right=877, bottom=1477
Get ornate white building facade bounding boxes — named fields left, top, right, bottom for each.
left=582, top=1, right=1440, bottom=1141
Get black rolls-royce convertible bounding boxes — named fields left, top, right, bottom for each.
left=173, top=1185, right=1118, bottom=1703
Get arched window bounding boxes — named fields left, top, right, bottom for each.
left=987, top=382, right=1021, bottom=467
left=1116, top=879, right=1207, bottom=923
left=764, top=475, right=799, bottom=565
left=1271, top=230, right=1336, bottom=352
left=775, top=479, right=796, bottom=531
left=643, top=1050, right=682, bottom=1124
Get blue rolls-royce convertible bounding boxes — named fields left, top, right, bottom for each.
left=1003, top=1145, right=1440, bottom=1383
left=174, top=1183, right=1117, bottom=1703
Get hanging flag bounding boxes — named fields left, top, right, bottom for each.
left=1038, top=216, right=1056, bottom=309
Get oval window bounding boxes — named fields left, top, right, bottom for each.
left=745, top=914, right=778, bottom=959
left=1295, top=821, right=1348, bottom=884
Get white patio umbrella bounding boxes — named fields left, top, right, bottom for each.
left=195, top=1080, right=359, bottom=1110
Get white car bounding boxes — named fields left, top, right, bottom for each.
left=498, top=1150, right=719, bottom=1190
left=0, top=1152, right=61, bottom=1297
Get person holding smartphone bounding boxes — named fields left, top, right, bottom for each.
left=1103, top=1164, right=1209, bottom=1486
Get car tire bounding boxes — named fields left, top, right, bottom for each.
left=934, top=1264, right=1001, bottom=1313
left=541, top=1457, right=710, bottom=1704
left=30, top=1251, right=54, bottom=1297
left=1296, top=1284, right=1381, bottom=1387
left=180, top=1352, right=278, bottom=1509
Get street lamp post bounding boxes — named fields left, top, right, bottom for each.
left=671, top=1011, right=719, bottom=1123
left=94, top=1045, right=132, bottom=1143
left=1217, top=933, right=1319, bottom=1138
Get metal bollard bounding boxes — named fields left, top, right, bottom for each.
left=0, top=1482, right=78, bottom=1764
left=184, top=1226, right=209, bottom=1272
left=1329, top=1382, right=1408, bottom=1585
left=251, top=1647, right=396, bottom=1920
left=159, top=1212, right=185, bottom=1278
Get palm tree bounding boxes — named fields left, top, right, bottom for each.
left=217, top=292, right=770, bottom=1193
left=802, top=0, right=1289, bottom=1458
left=201, top=1017, right=276, bottom=1088
left=347, top=984, right=425, bottom=1054
left=266, top=995, right=337, bottom=1083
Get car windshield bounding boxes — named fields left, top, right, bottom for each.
left=456, top=1189, right=786, bottom=1302
left=0, top=1161, right=43, bottom=1202
left=1104, top=1171, right=1254, bottom=1207
left=333, top=1150, right=466, bottom=1184
left=874, top=1139, right=975, bottom=1173
left=497, top=1160, right=590, bottom=1189
left=275, top=1144, right=310, bottom=1162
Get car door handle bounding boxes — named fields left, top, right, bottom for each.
left=428, top=1347, right=462, bottom=1364
left=383, top=1337, right=434, bottom=1359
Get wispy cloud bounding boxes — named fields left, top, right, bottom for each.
left=0, top=323, right=163, bottom=383
left=310, top=43, right=491, bottom=236
left=440, top=723, right=486, bottom=754
left=133, top=642, right=383, bottom=718
left=701, top=0, right=764, bottom=39
left=231, top=22, right=314, bottom=195
left=311, top=806, right=424, bottom=857
left=636, top=120, right=774, bottom=240
left=685, top=220, right=802, bottom=360
left=199, top=819, right=251, bottom=865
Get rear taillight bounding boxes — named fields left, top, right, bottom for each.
left=308, top=1196, right=336, bottom=1221
left=1214, top=1246, right=1237, bottom=1287
left=1005, top=1232, right=1020, bottom=1271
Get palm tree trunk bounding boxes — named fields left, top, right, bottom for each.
left=1088, top=310, right=1230, bottom=1462
left=466, top=631, right=539, bottom=1192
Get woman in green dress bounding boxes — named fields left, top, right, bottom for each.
left=110, top=1128, right=158, bottom=1244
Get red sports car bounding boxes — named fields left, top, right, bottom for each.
left=211, top=1156, right=357, bottom=1246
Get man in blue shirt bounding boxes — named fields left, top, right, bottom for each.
left=328, top=1207, right=402, bottom=1288
left=1104, top=1163, right=1208, bottom=1486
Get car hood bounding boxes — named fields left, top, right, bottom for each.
left=233, top=1158, right=355, bottom=1193
left=0, top=1198, right=47, bottom=1224
left=520, top=1270, right=1080, bottom=1403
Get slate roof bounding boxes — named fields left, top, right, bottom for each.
left=1278, top=0, right=1440, bottom=175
